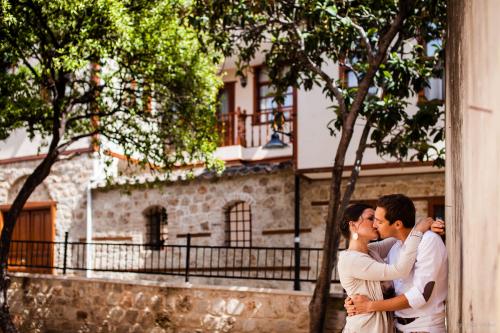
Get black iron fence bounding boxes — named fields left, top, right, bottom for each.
left=7, top=233, right=340, bottom=285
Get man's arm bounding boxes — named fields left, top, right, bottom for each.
left=403, top=232, right=446, bottom=309
left=345, top=294, right=410, bottom=315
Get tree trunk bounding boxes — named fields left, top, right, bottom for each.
left=309, top=122, right=355, bottom=332
left=0, top=149, right=60, bottom=333
left=0, top=268, right=17, bottom=333
left=308, top=2, right=417, bottom=330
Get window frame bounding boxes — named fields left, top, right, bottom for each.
left=144, top=206, right=168, bottom=250
left=225, top=201, right=252, bottom=247
left=253, top=65, right=296, bottom=126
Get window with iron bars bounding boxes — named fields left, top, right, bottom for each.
left=144, top=206, right=168, bottom=250
left=225, top=201, right=252, bottom=247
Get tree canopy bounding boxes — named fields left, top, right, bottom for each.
left=0, top=1, right=222, bottom=331
left=0, top=0, right=222, bottom=171
left=192, top=0, right=446, bottom=166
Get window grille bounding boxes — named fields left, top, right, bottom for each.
left=225, top=201, right=252, bottom=247
left=144, top=206, right=168, bottom=250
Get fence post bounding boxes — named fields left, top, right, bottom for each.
left=62, top=232, right=69, bottom=275
left=293, top=175, right=301, bottom=291
left=185, top=233, right=191, bottom=282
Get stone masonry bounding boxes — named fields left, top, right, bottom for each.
left=0, top=154, right=94, bottom=240
left=301, top=172, right=445, bottom=246
left=91, top=169, right=296, bottom=247
left=7, top=273, right=346, bottom=333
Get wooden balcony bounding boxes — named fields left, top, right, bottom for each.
left=217, top=107, right=294, bottom=148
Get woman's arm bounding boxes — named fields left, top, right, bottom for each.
left=367, top=237, right=398, bottom=258
left=350, top=229, right=424, bottom=281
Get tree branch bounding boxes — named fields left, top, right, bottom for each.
left=347, top=0, right=417, bottom=126
left=65, top=107, right=124, bottom=128
left=21, top=0, right=60, bottom=49
left=3, top=35, right=40, bottom=80
left=339, top=119, right=372, bottom=218
left=350, top=21, right=374, bottom=65
left=289, top=24, right=347, bottom=115
left=56, top=130, right=100, bottom=153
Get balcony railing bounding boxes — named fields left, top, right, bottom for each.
left=217, top=107, right=294, bottom=148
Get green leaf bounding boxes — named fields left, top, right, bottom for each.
left=325, top=5, right=338, bottom=17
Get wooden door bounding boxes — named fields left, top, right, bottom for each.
left=1, top=207, right=54, bottom=273
left=217, top=82, right=236, bottom=146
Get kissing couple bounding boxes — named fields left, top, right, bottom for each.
left=338, top=194, right=447, bottom=333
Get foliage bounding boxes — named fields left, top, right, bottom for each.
left=0, top=0, right=223, bottom=171
left=191, top=0, right=446, bottom=166
left=0, top=1, right=222, bottom=331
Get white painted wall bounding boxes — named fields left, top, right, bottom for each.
left=0, top=129, right=91, bottom=160
left=447, top=1, right=500, bottom=331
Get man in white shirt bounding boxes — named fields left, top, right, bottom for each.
left=345, top=194, right=447, bottom=333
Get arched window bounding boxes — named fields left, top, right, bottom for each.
left=225, top=201, right=252, bottom=247
left=144, top=206, right=168, bottom=250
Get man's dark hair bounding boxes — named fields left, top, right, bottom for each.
left=339, top=203, right=373, bottom=239
left=377, top=194, right=416, bottom=228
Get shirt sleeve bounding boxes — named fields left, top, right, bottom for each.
left=350, top=229, right=423, bottom=281
left=368, top=237, right=398, bottom=259
left=404, top=232, right=447, bottom=309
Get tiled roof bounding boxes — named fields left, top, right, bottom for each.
left=92, top=161, right=293, bottom=189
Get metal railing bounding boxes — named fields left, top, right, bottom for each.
left=217, top=108, right=294, bottom=148
left=7, top=233, right=340, bottom=285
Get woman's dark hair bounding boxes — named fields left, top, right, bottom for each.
left=339, top=203, right=373, bottom=239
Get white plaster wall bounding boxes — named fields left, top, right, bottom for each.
left=446, top=1, right=500, bottom=331
left=0, top=129, right=91, bottom=159
left=221, top=57, right=441, bottom=170
left=295, top=64, right=430, bottom=170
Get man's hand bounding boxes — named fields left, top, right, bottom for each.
left=344, top=294, right=372, bottom=316
left=344, top=296, right=355, bottom=316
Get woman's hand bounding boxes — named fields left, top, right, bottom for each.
left=431, top=218, right=445, bottom=236
left=416, top=217, right=434, bottom=233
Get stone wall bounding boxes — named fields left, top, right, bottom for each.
left=91, top=170, right=296, bottom=247
left=91, top=170, right=444, bottom=249
left=7, top=273, right=346, bottom=333
left=0, top=154, right=94, bottom=240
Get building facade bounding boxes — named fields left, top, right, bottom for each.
left=0, top=55, right=445, bottom=289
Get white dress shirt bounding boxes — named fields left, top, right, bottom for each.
left=387, top=231, right=448, bottom=333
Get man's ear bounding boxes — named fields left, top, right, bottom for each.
left=393, top=220, right=404, bottom=229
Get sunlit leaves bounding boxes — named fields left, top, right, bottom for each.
left=0, top=0, right=223, bottom=174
